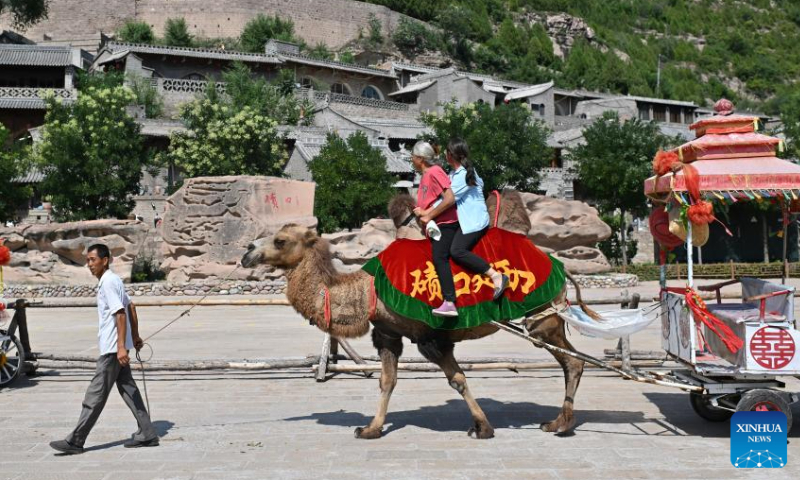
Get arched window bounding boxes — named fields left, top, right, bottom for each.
left=331, top=82, right=351, bottom=95
left=300, top=77, right=314, bottom=88
left=361, top=85, right=382, bottom=100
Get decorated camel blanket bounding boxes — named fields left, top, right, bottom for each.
left=362, top=228, right=566, bottom=330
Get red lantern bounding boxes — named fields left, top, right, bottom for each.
left=649, top=208, right=683, bottom=249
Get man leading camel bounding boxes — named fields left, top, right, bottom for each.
left=50, top=244, right=158, bottom=454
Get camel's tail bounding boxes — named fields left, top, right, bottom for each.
left=564, top=270, right=604, bottom=322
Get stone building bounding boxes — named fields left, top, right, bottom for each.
left=0, top=43, right=91, bottom=139
left=91, top=39, right=398, bottom=115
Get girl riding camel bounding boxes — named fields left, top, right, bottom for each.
left=411, top=139, right=509, bottom=317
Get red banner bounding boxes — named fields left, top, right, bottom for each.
left=375, top=228, right=554, bottom=308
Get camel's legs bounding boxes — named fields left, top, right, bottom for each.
left=526, top=315, right=584, bottom=434
left=418, top=336, right=495, bottom=439
left=355, top=329, right=402, bottom=439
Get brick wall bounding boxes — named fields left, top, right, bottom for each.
left=2, top=0, right=412, bottom=49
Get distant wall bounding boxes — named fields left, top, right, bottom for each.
left=2, top=0, right=413, bottom=49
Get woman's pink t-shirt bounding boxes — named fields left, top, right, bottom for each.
left=417, top=165, right=458, bottom=224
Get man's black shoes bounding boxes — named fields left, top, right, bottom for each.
left=124, top=437, right=160, bottom=448
left=49, top=440, right=84, bottom=455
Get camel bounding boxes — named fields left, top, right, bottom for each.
left=241, top=191, right=596, bottom=439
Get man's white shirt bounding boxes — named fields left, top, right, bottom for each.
left=97, top=269, right=133, bottom=355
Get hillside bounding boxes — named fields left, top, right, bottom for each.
left=369, top=0, right=800, bottom=114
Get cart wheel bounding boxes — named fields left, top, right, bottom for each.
left=0, top=330, right=24, bottom=389
left=736, top=389, right=793, bottom=434
left=689, top=392, right=734, bottom=422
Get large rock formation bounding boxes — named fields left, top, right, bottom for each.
left=0, top=220, right=148, bottom=284
left=521, top=193, right=612, bottom=251
left=160, top=176, right=316, bottom=283
left=324, top=219, right=397, bottom=273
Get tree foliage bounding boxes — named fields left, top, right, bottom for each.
left=117, top=20, right=155, bottom=44
left=160, top=62, right=312, bottom=178
left=392, top=17, right=440, bottom=59
left=420, top=101, right=552, bottom=194
left=164, top=17, right=193, bottom=47
left=32, top=86, right=150, bottom=221
left=239, top=14, right=298, bottom=53
left=0, top=125, right=32, bottom=222
left=569, top=111, right=677, bottom=217
left=0, top=0, right=48, bottom=29
left=779, top=90, right=800, bottom=161
left=309, top=131, right=395, bottom=233
left=366, top=0, right=799, bottom=110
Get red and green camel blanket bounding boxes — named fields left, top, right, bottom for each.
left=362, top=228, right=566, bottom=330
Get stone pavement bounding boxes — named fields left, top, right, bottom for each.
left=1, top=302, right=799, bottom=479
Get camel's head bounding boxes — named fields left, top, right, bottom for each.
left=388, top=193, right=425, bottom=240
left=241, top=223, right=320, bottom=269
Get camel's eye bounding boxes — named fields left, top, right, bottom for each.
left=274, top=238, right=286, bottom=248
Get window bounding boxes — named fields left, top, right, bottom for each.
left=670, top=108, right=681, bottom=123
left=183, top=73, right=205, bottom=81
left=684, top=109, right=694, bottom=124
left=638, top=106, right=650, bottom=121
left=653, top=106, right=667, bottom=122
left=331, top=83, right=350, bottom=95
left=361, top=85, right=382, bottom=100
left=300, top=77, right=314, bottom=88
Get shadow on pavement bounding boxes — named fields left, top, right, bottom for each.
left=284, top=397, right=657, bottom=437
left=644, top=391, right=800, bottom=438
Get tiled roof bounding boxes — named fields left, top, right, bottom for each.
left=0, top=98, right=47, bottom=109
left=0, top=45, right=74, bottom=66
left=280, top=52, right=396, bottom=78
left=103, top=42, right=397, bottom=78
left=105, top=42, right=283, bottom=64
left=295, top=137, right=412, bottom=174
left=14, top=166, right=45, bottom=184
left=389, top=79, right=436, bottom=96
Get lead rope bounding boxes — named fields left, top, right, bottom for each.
left=135, top=264, right=243, bottom=414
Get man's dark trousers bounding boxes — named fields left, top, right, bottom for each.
left=66, top=353, right=157, bottom=447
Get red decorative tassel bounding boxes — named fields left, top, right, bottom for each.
left=687, top=201, right=715, bottom=225
left=685, top=288, right=744, bottom=353
left=0, top=242, right=10, bottom=266
left=682, top=164, right=701, bottom=202
left=653, top=150, right=680, bottom=176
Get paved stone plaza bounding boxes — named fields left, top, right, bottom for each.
left=2, top=298, right=799, bottom=479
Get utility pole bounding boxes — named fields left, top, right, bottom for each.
left=656, top=54, right=662, bottom=96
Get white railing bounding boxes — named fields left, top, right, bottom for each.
left=153, top=78, right=226, bottom=95
left=0, top=87, right=74, bottom=99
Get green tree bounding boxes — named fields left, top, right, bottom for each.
left=127, top=75, right=164, bottom=118
left=338, top=50, right=355, bottom=64
left=239, top=14, right=297, bottom=53
left=221, top=62, right=313, bottom=125
left=0, top=126, right=32, bottom=222
left=392, top=17, right=439, bottom=59
left=420, top=101, right=551, bottom=194
left=164, top=17, right=193, bottom=47
left=569, top=111, right=679, bottom=268
left=159, top=63, right=310, bottom=178
left=0, top=0, right=48, bottom=29
left=779, top=90, right=800, bottom=160
left=367, top=13, right=383, bottom=48
left=307, top=42, right=333, bottom=60
left=117, top=20, right=155, bottom=44
left=309, top=131, right=395, bottom=233
left=33, top=87, right=150, bottom=221
left=161, top=100, right=285, bottom=178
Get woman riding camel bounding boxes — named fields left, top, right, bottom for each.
left=411, top=139, right=509, bottom=317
